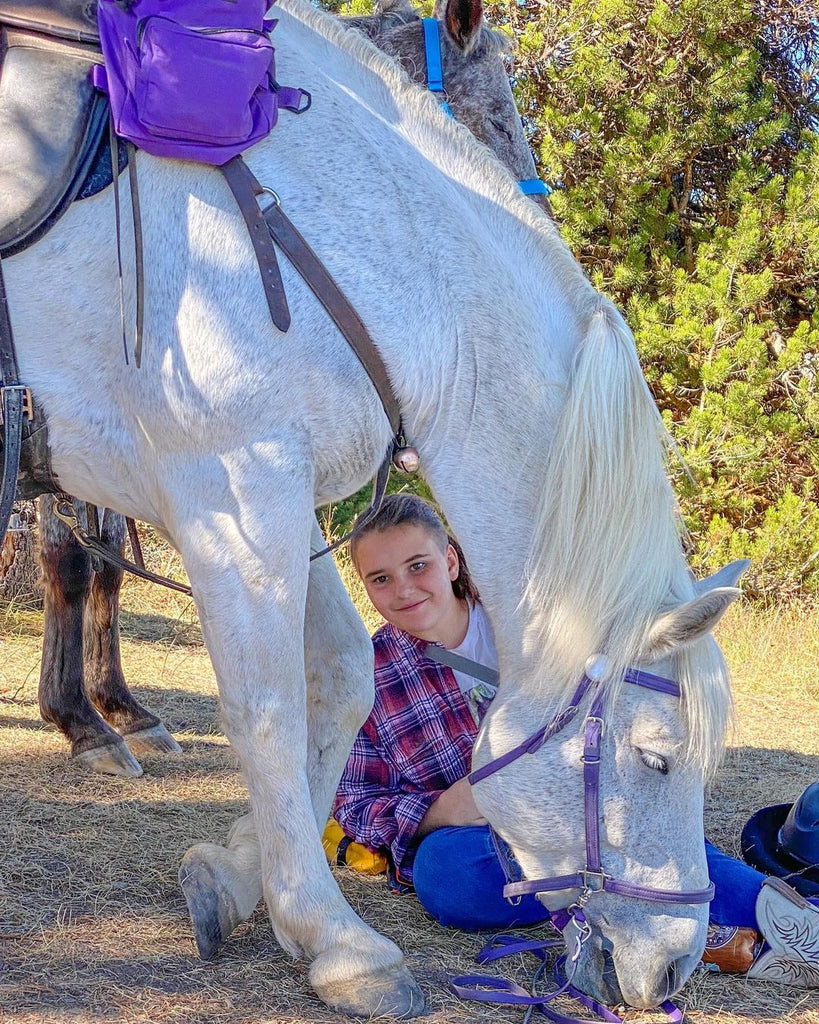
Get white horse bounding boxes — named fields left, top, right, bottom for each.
left=4, top=0, right=739, bottom=1015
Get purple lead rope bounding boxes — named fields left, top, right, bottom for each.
left=450, top=932, right=683, bottom=1024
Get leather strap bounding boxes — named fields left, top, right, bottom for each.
left=453, top=938, right=685, bottom=1024
left=222, top=157, right=404, bottom=432
left=127, top=144, right=145, bottom=367
left=220, top=156, right=290, bottom=333
left=261, top=193, right=402, bottom=436
left=519, top=179, right=552, bottom=197
left=0, top=386, right=24, bottom=541
left=126, top=516, right=146, bottom=570
left=0, top=256, right=28, bottom=541
left=52, top=497, right=192, bottom=596
left=0, top=1, right=100, bottom=44
left=469, top=668, right=716, bottom=908
left=221, top=157, right=403, bottom=562
left=309, top=448, right=392, bottom=562
left=421, top=19, right=453, bottom=117
left=424, top=644, right=500, bottom=686
left=468, top=675, right=592, bottom=785
left=110, top=122, right=130, bottom=364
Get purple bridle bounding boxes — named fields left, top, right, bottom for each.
left=469, top=664, right=715, bottom=907
left=453, top=664, right=714, bottom=1022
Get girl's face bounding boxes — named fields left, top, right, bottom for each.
left=355, top=523, right=466, bottom=644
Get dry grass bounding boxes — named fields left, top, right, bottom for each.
left=2, top=562, right=819, bottom=1023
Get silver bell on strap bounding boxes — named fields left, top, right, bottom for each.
left=392, top=445, right=420, bottom=474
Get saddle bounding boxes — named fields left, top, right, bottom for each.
left=0, top=0, right=107, bottom=257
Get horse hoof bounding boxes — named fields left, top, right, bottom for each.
left=122, top=723, right=183, bottom=755
left=178, top=846, right=241, bottom=960
left=312, top=962, right=426, bottom=1019
left=74, top=740, right=143, bottom=777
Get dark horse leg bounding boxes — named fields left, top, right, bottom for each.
left=38, top=495, right=142, bottom=775
left=37, top=496, right=180, bottom=775
left=83, top=508, right=181, bottom=756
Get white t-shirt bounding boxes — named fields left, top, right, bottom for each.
left=449, top=601, right=498, bottom=722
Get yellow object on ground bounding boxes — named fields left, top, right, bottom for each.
left=322, top=818, right=388, bottom=876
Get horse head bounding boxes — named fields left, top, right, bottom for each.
left=471, top=560, right=748, bottom=1008
left=342, top=0, right=553, bottom=215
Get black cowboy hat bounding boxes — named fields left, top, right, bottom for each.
left=741, top=781, right=819, bottom=898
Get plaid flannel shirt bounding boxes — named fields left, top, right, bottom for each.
left=333, top=621, right=483, bottom=883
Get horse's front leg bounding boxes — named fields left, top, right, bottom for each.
left=83, top=510, right=181, bottom=756
left=37, top=495, right=142, bottom=776
left=180, top=518, right=376, bottom=957
left=173, top=480, right=421, bottom=1018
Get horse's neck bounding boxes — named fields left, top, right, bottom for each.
left=261, top=0, right=594, bottom=641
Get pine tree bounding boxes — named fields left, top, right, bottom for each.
left=488, top=0, right=819, bottom=597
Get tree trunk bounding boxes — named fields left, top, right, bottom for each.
left=0, top=503, right=42, bottom=607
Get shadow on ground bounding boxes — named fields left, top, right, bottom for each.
left=118, top=608, right=203, bottom=646
left=0, top=687, right=221, bottom=741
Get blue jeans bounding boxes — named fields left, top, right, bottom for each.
left=411, top=826, right=768, bottom=931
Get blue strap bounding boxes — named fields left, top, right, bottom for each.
left=422, top=18, right=454, bottom=117
left=422, top=18, right=445, bottom=92
left=421, top=21, right=552, bottom=192
left=519, top=178, right=553, bottom=196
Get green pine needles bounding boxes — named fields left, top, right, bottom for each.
left=493, top=0, right=818, bottom=599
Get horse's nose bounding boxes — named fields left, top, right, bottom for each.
left=610, top=943, right=702, bottom=1009
left=665, top=952, right=698, bottom=999
left=633, top=952, right=695, bottom=1007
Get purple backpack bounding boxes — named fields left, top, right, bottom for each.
left=92, top=0, right=308, bottom=165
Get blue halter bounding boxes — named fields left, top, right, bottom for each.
left=422, top=17, right=454, bottom=117
left=421, top=18, right=552, bottom=198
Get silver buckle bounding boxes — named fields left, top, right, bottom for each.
left=580, top=869, right=607, bottom=894
left=0, top=384, right=34, bottom=424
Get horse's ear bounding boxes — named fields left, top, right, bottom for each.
left=692, top=558, right=750, bottom=596
left=434, top=0, right=483, bottom=54
left=641, top=587, right=742, bottom=663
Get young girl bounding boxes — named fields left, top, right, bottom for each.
left=334, top=492, right=544, bottom=928
left=181, top=494, right=819, bottom=986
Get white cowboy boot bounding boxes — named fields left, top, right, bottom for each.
left=748, top=876, right=819, bottom=987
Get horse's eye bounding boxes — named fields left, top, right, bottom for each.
left=490, top=118, right=514, bottom=143
left=638, top=749, right=669, bottom=774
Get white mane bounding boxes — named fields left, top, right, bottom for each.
left=521, top=301, right=731, bottom=772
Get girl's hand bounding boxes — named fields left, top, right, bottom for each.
left=416, top=777, right=487, bottom=838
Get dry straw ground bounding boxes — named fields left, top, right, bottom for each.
left=1, top=542, right=818, bottom=1024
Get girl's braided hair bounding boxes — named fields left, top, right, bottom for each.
left=349, top=493, right=480, bottom=603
